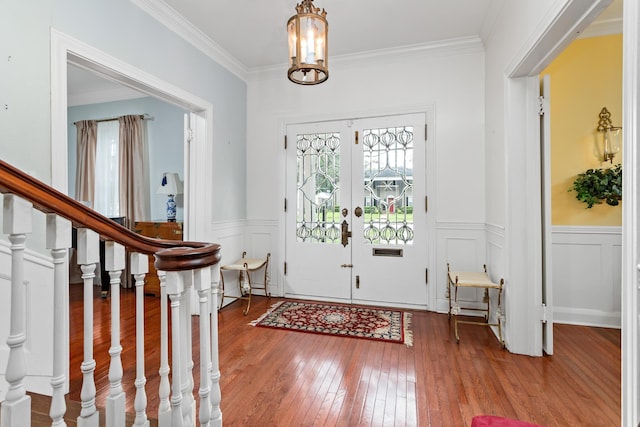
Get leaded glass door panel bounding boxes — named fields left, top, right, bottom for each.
left=285, top=121, right=352, bottom=300
left=285, top=113, right=428, bottom=307
left=351, top=114, right=427, bottom=306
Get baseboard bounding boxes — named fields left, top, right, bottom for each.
left=553, top=306, right=621, bottom=329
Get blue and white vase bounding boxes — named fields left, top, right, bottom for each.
left=166, top=194, right=177, bottom=222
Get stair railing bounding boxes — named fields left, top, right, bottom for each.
left=0, top=160, right=222, bottom=427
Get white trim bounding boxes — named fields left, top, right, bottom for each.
left=436, top=221, right=485, bottom=231
left=210, top=219, right=248, bottom=231
left=248, top=36, right=484, bottom=82
left=554, top=307, right=621, bottom=329
left=552, top=225, right=622, bottom=235
left=0, top=240, right=54, bottom=270
left=50, top=29, right=213, bottom=241
left=578, top=17, right=623, bottom=39
left=507, top=0, right=613, bottom=77
left=130, top=0, right=248, bottom=82
left=621, top=0, right=640, bottom=424
left=486, top=223, right=505, bottom=237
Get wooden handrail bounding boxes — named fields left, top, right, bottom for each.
left=0, top=160, right=220, bottom=271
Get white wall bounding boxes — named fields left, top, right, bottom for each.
left=484, top=0, right=559, bottom=230
left=0, top=0, right=247, bottom=223
left=246, top=39, right=487, bottom=301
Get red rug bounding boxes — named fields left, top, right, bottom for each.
left=250, top=300, right=413, bottom=346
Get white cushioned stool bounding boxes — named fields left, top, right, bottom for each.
left=447, top=263, right=504, bottom=347
left=220, top=251, right=270, bottom=315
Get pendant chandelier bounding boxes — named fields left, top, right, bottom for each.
left=287, top=0, right=329, bottom=85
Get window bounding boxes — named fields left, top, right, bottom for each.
left=94, top=121, right=120, bottom=217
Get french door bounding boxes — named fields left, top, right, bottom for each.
left=284, top=113, right=428, bottom=307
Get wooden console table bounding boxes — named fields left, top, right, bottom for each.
left=133, top=221, right=183, bottom=296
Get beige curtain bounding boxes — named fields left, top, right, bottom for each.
left=118, top=115, right=149, bottom=223
left=75, top=120, right=98, bottom=204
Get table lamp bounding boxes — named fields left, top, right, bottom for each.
left=157, top=172, right=183, bottom=222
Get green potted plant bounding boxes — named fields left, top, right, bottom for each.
left=569, top=164, right=622, bottom=208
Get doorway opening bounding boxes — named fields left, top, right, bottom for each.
left=50, top=29, right=213, bottom=241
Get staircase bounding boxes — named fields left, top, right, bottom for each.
left=29, top=393, right=158, bottom=426
left=0, top=160, right=223, bottom=426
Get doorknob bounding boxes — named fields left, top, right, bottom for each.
left=354, top=206, right=363, bottom=217
left=341, top=220, right=352, bottom=247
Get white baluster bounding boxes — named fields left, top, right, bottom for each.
left=209, top=264, right=222, bottom=427
left=1, top=195, right=32, bottom=427
left=166, top=270, right=185, bottom=427
left=195, top=267, right=212, bottom=426
left=76, top=228, right=100, bottom=427
left=181, top=271, right=195, bottom=426
left=46, top=214, right=71, bottom=427
left=131, top=252, right=150, bottom=427
left=157, top=269, right=171, bottom=427
left=106, top=241, right=126, bottom=427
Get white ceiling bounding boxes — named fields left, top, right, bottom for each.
left=161, top=0, right=497, bottom=70
left=68, top=0, right=623, bottom=105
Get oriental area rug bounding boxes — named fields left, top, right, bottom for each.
left=250, top=300, right=413, bottom=347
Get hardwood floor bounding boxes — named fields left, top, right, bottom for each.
left=66, top=283, right=620, bottom=426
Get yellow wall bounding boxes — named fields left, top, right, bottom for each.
left=542, top=34, right=622, bottom=226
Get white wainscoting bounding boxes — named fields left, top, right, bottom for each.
left=551, top=226, right=622, bottom=328
left=0, top=239, right=56, bottom=396
left=244, top=219, right=279, bottom=296
left=435, top=222, right=487, bottom=314
left=210, top=220, right=246, bottom=308
left=210, top=219, right=279, bottom=308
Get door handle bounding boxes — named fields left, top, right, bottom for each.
left=341, top=220, right=352, bottom=247
left=354, top=206, right=363, bottom=217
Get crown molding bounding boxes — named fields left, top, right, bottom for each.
left=247, top=36, right=485, bottom=82
left=578, top=18, right=623, bottom=38
left=130, top=0, right=248, bottom=82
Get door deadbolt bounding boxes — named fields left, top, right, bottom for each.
left=354, top=206, right=363, bottom=217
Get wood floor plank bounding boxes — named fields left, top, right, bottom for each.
left=62, top=285, right=621, bottom=426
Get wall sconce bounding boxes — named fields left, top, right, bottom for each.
left=156, top=172, right=183, bottom=222
left=597, top=107, right=622, bottom=163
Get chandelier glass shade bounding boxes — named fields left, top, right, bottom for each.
left=287, top=0, right=329, bottom=85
